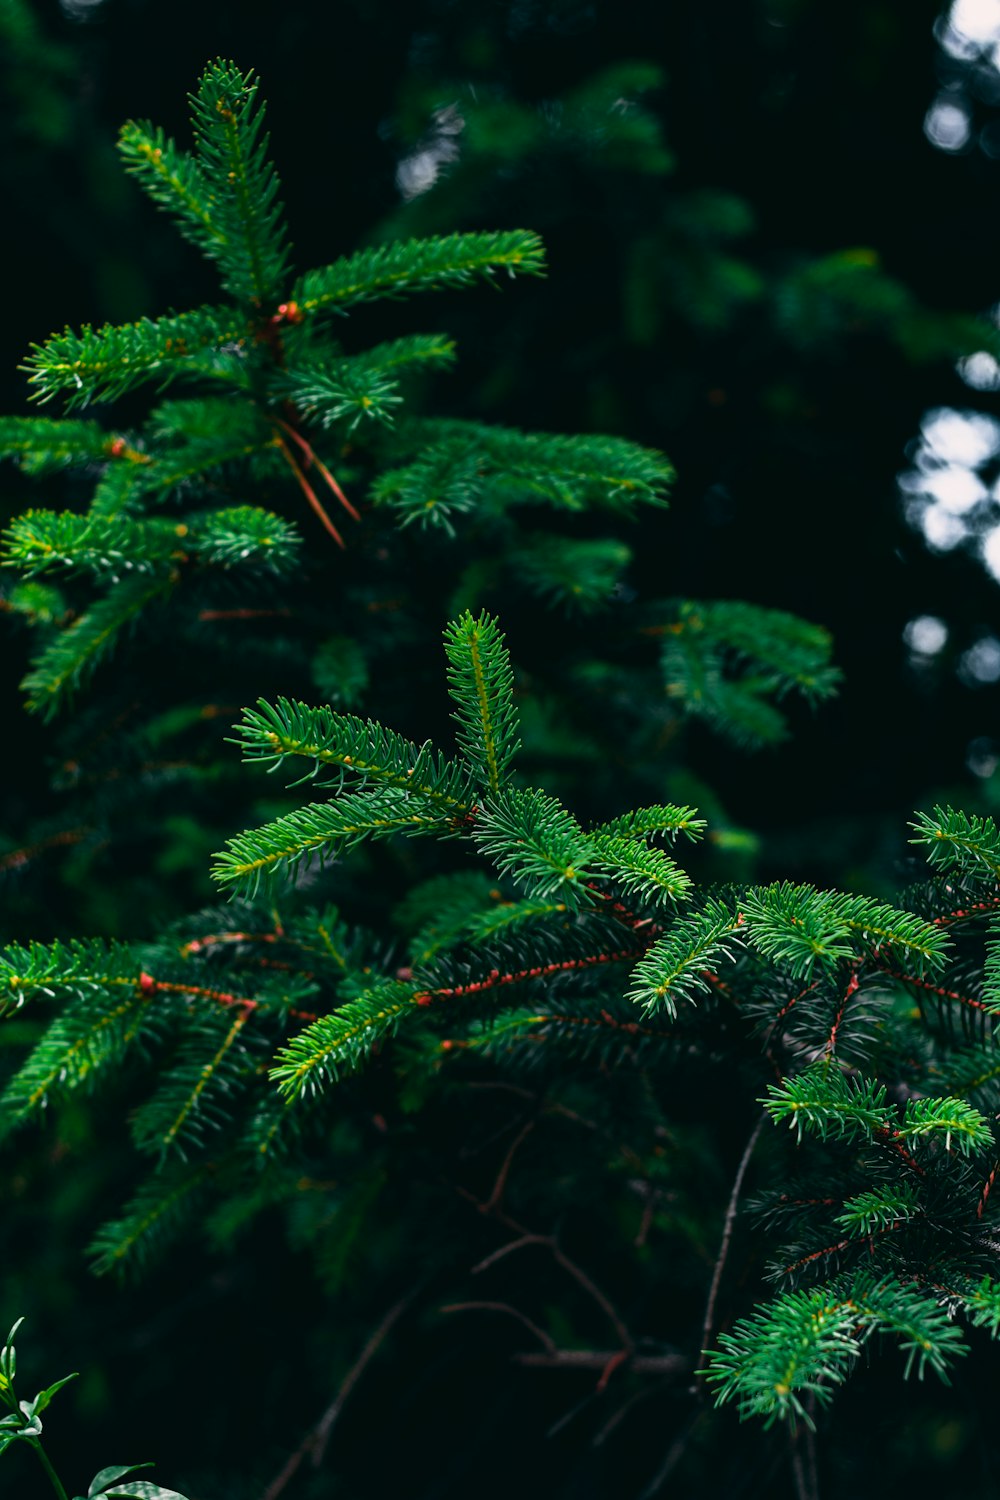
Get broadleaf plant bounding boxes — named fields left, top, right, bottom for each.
left=0, top=1320, right=186, bottom=1500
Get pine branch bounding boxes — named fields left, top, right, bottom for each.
left=274, top=361, right=402, bottom=432
left=370, top=443, right=483, bottom=534
left=186, top=506, right=302, bottom=574
left=213, top=790, right=458, bottom=897
left=0, top=938, right=141, bottom=1018
left=0, top=415, right=123, bottom=473
left=762, top=1061, right=894, bottom=1144
left=741, top=884, right=855, bottom=978
left=739, top=883, right=947, bottom=980
left=399, top=872, right=504, bottom=963
left=443, top=610, right=520, bottom=794
left=512, top=533, right=632, bottom=612
left=3, top=509, right=181, bottom=579
left=21, top=571, right=175, bottom=718
left=377, top=420, right=673, bottom=525
left=229, top=697, right=473, bottom=808
left=474, top=787, right=597, bottom=909
left=834, top=1186, right=920, bottom=1237
left=656, top=599, right=840, bottom=748
left=291, top=230, right=546, bottom=316
left=833, top=892, right=949, bottom=973
left=144, top=396, right=276, bottom=495
left=3, top=504, right=298, bottom=591
left=130, top=1005, right=261, bottom=1159
left=117, top=118, right=225, bottom=261
left=89, top=1158, right=220, bottom=1278
left=591, top=804, right=707, bottom=844
left=687, top=601, right=839, bottom=703
left=88, top=461, right=151, bottom=519
left=188, top=60, right=291, bottom=305
left=984, top=920, right=1000, bottom=1012
left=589, top=834, right=692, bottom=906
left=627, top=900, right=743, bottom=1016
left=706, top=1276, right=967, bottom=1427
left=274, top=334, right=456, bottom=431
left=0, top=988, right=157, bottom=1140
left=911, top=806, right=1000, bottom=881
left=345, top=332, right=458, bottom=375
left=270, top=981, right=418, bottom=1099
left=459, top=897, right=576, bottom=946
left=23, top=306, right=250, bottom=406
left=899, top=1096, right=993, bottom=1155
left=462, top=998, right=678, bottom=1070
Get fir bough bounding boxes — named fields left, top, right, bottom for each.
left=5, top=56, right=996, bottom=1494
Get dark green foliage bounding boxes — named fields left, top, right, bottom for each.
left=6, top=40, right=1000, bottom=1500
left=658, top=600, right=841, bottom=749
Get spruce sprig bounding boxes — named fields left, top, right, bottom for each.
left=291, top=230, right=546, bottom=315
left=911, top=806, right=1000, bottom=880
left=23, top=307, right=250, bottom=407
left=187, top=60, right=291, bottom=305
left=443, top=610, right=520, bottom=794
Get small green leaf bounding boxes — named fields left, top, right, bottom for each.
left=89, top=1463, right=154, bottom=1496
left=104, top=1484, right=189, bottom=1500
left=15, top=1406, right=42, bottom=1436
left=34, top=1371, right=78, bottom=1413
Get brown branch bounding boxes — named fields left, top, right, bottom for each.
left=513, top=1350, right=685, bottom=1376
left=471, top=1224, right=633, bottom=1352
left=0, top=826, right=90, bottom=873
left=414, top=944, right=649, bottom=1005
left=788, top=1417, right=821, bottom=1500
left=274, top=415, right=360, bottom=521
left=592, top=1381, right=665, bottom=1447
left=482, top=1119, right=536, bottom=1212
left=274, top=433, right=346, bottom=547
left=470, top=1231, right=548, bottom=1276
left=137, top=972, right=319, bottom=1025
left=696, top=1112, right=766, bottom=1378
left=198, top=607, right=293, bottom=621
left=259, top=1296, right=410, bottom=1500
left=875, top=965, right=990, bottom=1013
left=826, top=968, right=859, bottom=1055
left=637, top=1412, right=706, bottom=1499
left=440, top=1301, right=557, bottom=1355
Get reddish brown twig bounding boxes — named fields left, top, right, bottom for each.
left=136, top=972, right=319, bottom=1025
left=874, top=965, right=990, bottom=1013
left=274, top=415, right=360, bottom=521
left=827, top=968, right=860, bottom=1056
left=0, top=826, right=90, bottom=873
left=274, top=434, right=346, bottom=547
left=197, top=607, right=293, bottom=621
left=414, top=945, right=648, bottom=1006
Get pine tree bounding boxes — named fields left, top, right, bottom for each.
left=5, top=52, right=1000, bottom=1500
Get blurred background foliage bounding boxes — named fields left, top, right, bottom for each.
left=5, top=0, right=1000, bottom=1495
